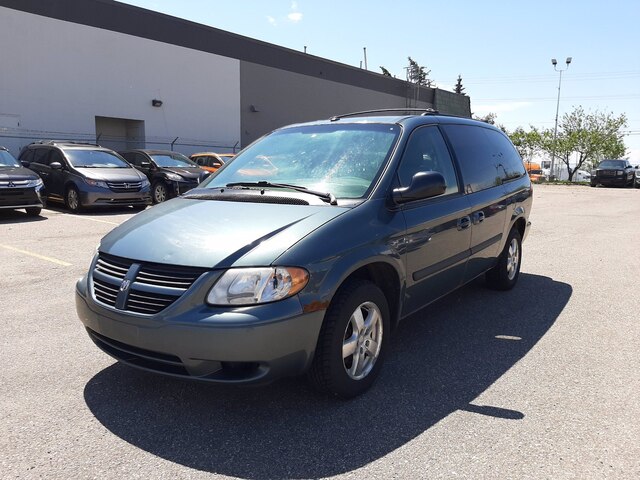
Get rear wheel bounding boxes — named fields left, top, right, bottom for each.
left=65, top=186, right=82, bottom=213
left=486, top=228, right=522, bottom=290
left=308, top=280, right=389, bottom=398
left=25, top=207, right=41, bottom=216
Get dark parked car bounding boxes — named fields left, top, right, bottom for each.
left=19, top=141, right=150, bottom=212
left=76, top=109, right=533, bottom=398
left=591, top=159, right=636, bottom=187
left=0, top=146, right=44, bottom=216
left=119, top=149, right=209, bottom=204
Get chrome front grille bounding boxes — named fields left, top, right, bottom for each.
left=91, top=253, right=207, bottom=315
left=0, top=179, right=30, bottom=188
left=107, top=181, right=142, bottom=192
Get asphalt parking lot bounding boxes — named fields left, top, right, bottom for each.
left=1, top=184, right=639, bottom=479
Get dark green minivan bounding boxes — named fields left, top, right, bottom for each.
left=75, top=110, right=532, bottom=398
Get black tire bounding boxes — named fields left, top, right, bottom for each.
left=25, top=207, right=41, bottom=216
left=590, top=181, right=596, bottom=187
left=65, top=185, right=83, bottom=213
left=152, top=181, right=168, bottom=204
left=308, top=280, right=390, bottom=398
left=486, top=228, right=522, bottom=291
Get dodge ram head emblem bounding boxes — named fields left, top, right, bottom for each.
left=119, top=279, right=131, bottom=292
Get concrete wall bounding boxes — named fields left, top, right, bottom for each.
left=0, top=6, right=241, bottom=156
left=239, top=62, right=435, bottom=146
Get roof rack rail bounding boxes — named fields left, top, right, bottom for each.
left=30, top=140, right=101, bottom=147
left=329, top=108, right=440, bottom=122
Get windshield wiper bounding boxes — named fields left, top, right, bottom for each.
left=225, top=181, right=337, bottom=205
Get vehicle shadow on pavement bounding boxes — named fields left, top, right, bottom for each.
left=0, top=210, right=48, bottom=223
left=84, top=273, right=571, bottom=479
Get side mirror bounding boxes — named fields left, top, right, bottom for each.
left=21, top=161, right=31, bottom=168
left=140, top=161, right=150, bottom=168
left=212, top=161, right=223, bottom=168
left=392, top=171, right=447, bottom=204
left=50, top=162, right=63, bottom=170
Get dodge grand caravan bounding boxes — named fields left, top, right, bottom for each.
left=76, top=110, right=533, bottom=398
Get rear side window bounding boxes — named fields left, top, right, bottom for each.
left=32, top=148, right=51, bottom=166
left=484, top=129, right=526, bottom=182
left=19, top=149, right=34, bottom=163
left=442, top=125, right=525, bottom=193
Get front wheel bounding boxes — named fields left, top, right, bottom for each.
left=308, top=280, right=390, bottom=398
left=65, top=186, right=82, bottom=213
left=486, top=228, right=522, bottom=290
left=152, top=181, right=168, bottom=204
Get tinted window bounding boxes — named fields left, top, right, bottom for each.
left=19, top=149, right=34, bottom=164
left=32, top=148, right=51, bottom=166
left=484, top=129, right=526, bottom=182
left=442, top=125, right=500, bottom=193
left=49, top=150, right=65, bottom=166
left=397, top=126, right=459, bottom=195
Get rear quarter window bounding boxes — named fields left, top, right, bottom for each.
left=442, top=125, right=525, bottom=193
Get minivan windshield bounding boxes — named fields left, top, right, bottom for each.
left=202, top=123, right=400, bottom=199
left=151, top=153, right=198, bottom=168
left=598, top=160, right=626, bottom=169
left=66, top=149, right=131, bottom=168
left=0, top=150, right=20, bottom=168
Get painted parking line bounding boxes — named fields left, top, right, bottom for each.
left=0, top=244, right=73, bottom=266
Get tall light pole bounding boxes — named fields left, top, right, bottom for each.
left=550, top=56, right=572, bottom=180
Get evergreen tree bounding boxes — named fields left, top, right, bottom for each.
left=454, top=75, right=465, bottom=95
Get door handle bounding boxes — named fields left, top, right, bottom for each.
left=457, top=216, right=471, bottom=230
left=473, top=211, right=485, bottom=224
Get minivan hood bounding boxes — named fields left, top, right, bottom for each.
left=100, top=198, right=349, bottom=268
left=0, top=166, right=40, bottom=181
left=76, top=167, right=145, bottom=182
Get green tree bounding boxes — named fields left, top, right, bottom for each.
left=379, top=66, right=392, bottom=77
left=509, top=127, right=542, bottom=164
left=539, top=107, right=627, bottom=181
left=454, top=75, right=465, bottom=95
left=407, top=57, right=433, bottom=87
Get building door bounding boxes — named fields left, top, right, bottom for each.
left=95, top=116, right=145, bottom=151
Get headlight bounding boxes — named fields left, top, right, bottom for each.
left=616, top=170, right=624, bottom=175
left=140, top=177, right=150, bottom=187
left=165, top=173, right=183, bottom=181
left=85, top=178, right=109, bottom=188
left=207, top=267, right=309, bottom=306
left=26, top=178, right=43, bottom=188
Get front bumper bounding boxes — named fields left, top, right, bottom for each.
left=75, top=273, right=325, bottom=384
left=594, top=176, right=629, bottom=186
left=0, top=186, right=43, bottom=209
left=79, top=188, right=151, bottom=207
left=169, top=181, right=199, bottom=196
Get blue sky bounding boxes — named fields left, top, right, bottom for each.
left=122, top=0, right=640, bottom=163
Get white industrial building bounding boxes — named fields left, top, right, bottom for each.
left=0, top=0, right=471, bottom=157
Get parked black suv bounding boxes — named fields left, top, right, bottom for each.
left=0, top=146, right=44, bottom=216
left=119, top=149, right=208, bottom=203
left=591, top=159, right=636, bottom=187
left=77, top=110, right=533, bottom=398
left=19, top=141, right=150, bottom=212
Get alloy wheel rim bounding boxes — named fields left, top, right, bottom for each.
left=68, top=189, right=78, bottom=210
left=342, top=301, right=383, bottom=380
left=155, top=185, right=166, bottom=202
left=506, top=238, right=519, bottom=281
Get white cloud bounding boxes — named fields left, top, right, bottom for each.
left=473, top=101, right=532, bottom=114
left=287, top=12, right=303, bottom=22
left=266, top=15, right=277, bottom=26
